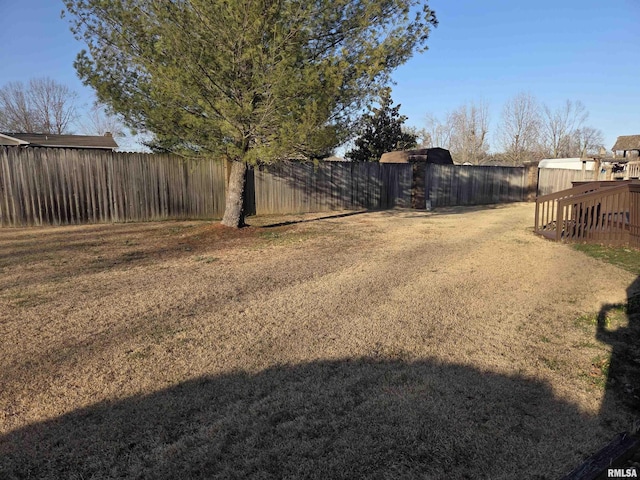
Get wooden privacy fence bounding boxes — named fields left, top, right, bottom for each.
left=537, top=162, right=640, bottom=197
left=537, top=168, right=594, bottom=196
left=534, top=180, right=639, bottom=248
left=0, top=148, right=412, bottom=226
left=1, top=147, right=536, bottom=227
left=0, top=147, right=226, bottom=226
left=425, top=163, right=527, bottom=207
left=246, top=161, right=411, bottom=215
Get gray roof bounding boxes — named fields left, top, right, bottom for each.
left=1, top=132, right=118, bottom=150
left=612, top=135, right=640, bottom=152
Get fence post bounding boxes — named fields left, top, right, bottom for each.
left=523, top=162, right=539, bottom=201
left=411, top=162, right=427, bottom=209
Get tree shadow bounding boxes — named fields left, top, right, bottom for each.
left=596, top=276, right=640, bottom=416
left=0, top=357, right=627, bottom=479
left=244, top=161, right=529, bottom=218
left=558, top=276, right=640, bottom=478
left=257, top=210, right=369, bottom=228
left=244, top=161, right=413, bottom=216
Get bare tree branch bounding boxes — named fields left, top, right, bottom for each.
left=497, top=92, right=542, bottom=165
left=0, top=78, right=78, bottom=134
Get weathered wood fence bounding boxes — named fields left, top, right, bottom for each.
left=534, top=163, right=640, bottom=196
left=246, top=161, right=411, bottom=215
left=425, top=164, right=527, bottom=207
left=1, top=147, right=535, bottom=227
left=537, top=168, right=601, bottom=196
left=0, top=147, right=226, bottom=226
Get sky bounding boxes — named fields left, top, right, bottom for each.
left=0, top=0, right=638, bottom=152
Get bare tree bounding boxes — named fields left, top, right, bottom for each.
left=0, top=78, right=78, bottom=134
left=0, top=82, right=38, bottom=132
left=570, top=126, right=604, bottom=157
left=423, top=114, right=454, bottom=150
left=541, top=100, right=588, bottom=158
left=81, top=104, right=127, bottom=138
left=448, top=101, right=490, bottom=164
left=497, top=92, right=542, bottom=165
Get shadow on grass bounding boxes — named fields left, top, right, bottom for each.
left=597, top=276, right=640, bottom=416
left=0, top=357, right=622, bottom=479
left=254, top=202, right=528, bottom=228
left=258, top=210, right=369, bottom=228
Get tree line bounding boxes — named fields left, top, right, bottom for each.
left=347, top=92, right=605, bottom=165
left=0, top=78, right=603, bottom=168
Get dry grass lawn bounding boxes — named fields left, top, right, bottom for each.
left=0, top=203, right=637, bottom=479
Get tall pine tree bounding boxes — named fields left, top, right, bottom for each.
left=64, top=0, right=436, bottom=226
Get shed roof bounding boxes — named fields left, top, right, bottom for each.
left=0, top=132, right=118, bottom=150
left=612, top=135, right=640, bottom=152
left=379, top=147, right=453, bottom=164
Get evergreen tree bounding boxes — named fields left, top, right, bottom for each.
left=63, top=0, right=437, bottom=226
left=346, top=90, right=417, bottom=162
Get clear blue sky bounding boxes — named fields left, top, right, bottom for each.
left=0, top=0, right=638, bottom=151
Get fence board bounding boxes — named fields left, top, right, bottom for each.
left=0, top=147, right=227, bottom=226
left=426, top=164, right=526, bottom=207
left=251, top=161, right=411, bottom=215
left=537, top=168, right=593, bottom=196
left=0, top=147, right=533, bottom=226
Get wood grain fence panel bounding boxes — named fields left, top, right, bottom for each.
left=0, top=147, right=227, bottom=226
left=2, top=148, right=530, bottom=225
left=537, top=169, right=587, bottom=196
left=251, top=160, right=409, bottom=215
left=425, top=164, right=526, bottom=207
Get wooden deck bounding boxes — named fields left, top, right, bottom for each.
left=534, top=180, right=640, bottom=248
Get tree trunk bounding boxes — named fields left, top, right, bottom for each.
left=221, top=160, right=247, bottom=228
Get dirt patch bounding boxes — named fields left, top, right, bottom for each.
left=0, top=203, right=636, bottom=479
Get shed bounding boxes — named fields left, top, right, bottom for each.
left=379, top=147, right=453, bottom=209
left=379, top=147, right=453, bottom=165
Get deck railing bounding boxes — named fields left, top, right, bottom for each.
left=535, top=180, right=639, bottom=248
left=629, top=183, right=640, bottom=249
left=556, top=184, right=630, bottom=246
left=626, top=161, right=640, bottom=180
left=534, top=182, right=618, bottom=239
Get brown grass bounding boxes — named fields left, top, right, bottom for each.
left=0, top=203, right=637, bottom=479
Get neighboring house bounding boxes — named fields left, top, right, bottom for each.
left=612, top=135, right=640, bottom=158
left=0, top=132, right=118, bottom=150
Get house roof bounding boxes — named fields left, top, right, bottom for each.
left=0, top=133, right=29, bottom=146
left=612, top=135, right=640, bottom=152
left=0, top=132, right=118, bottom=150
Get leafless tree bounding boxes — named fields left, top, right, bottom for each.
left=80, top=104, right=127, bottom=138
left=448, top=101, right=490, bottom=164
left=0, top=82, right=37, bottom=132
left=569, top=126, right=605, bottom=157
left=0, top=78, right=78, bottom=134
left=540, top=100, right=588, bottom=158
left=423, top=114, right=454, bottom=150
left=496, top=92, right=542, bottom=165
